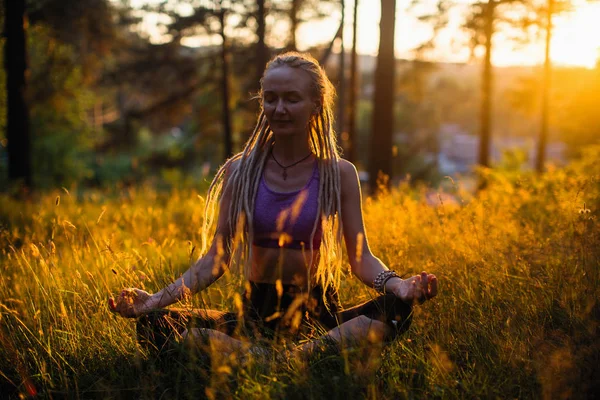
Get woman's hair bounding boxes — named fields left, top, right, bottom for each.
left=201, top=51, right=343, bottom=299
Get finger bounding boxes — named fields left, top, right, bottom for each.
left=420, top=271, right=428, bottom=293
left=411, top=277, right=426, bottom=304
left=421, top=271, right=428, bottom=286
left=428, top=276, right=438, bottom=299
left=108, top=297, right=116, bottom=312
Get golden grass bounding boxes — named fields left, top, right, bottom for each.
left=1, top=148, right=599, bottom=399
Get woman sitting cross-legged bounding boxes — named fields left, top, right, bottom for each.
left=109, top=52, right=438, bottom=359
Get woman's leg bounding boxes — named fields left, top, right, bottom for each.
left=296, top=315, right=392, bottom=354
left=295, top=293, right=413, bottom=355
left=136, top=308, right=238, bottom=351
left=182, top=327, right=271, bottom=359
left=323, top=293, right=413, bottom=338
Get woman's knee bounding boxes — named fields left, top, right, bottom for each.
left=345, top=315, right=393, bottom=342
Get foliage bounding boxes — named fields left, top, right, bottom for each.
left=0, top=0, right=118, bottom=189
left=26, top=26, right=98, bottom=188
left=509, top=65, right=600, bottom=152
left=1, top=149, right=598, bottom=398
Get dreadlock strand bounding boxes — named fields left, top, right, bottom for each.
left=200, top=51, right=346, bottom=304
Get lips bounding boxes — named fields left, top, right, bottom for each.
left=271, top=120, right=293, bottom=127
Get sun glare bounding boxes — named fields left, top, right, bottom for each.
left=550, top=1, right=600, bottom=68
left=298, top=0, right=600, bottom=69
left=131, top=0, right=600, bottom=69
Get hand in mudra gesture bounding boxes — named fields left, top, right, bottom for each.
left=390, top=272, right=438, bottom=305
left=109, top=288, right=153, bottom=318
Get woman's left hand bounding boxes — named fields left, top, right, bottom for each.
left=388, top=272, right=438, bottom=304
left=108, top=288, right=154, bottom=318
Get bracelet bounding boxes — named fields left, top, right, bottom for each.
left=373, top=270, right=400, bottom=294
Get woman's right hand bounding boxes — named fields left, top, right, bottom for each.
left=108, top=288, right=154, bottom=318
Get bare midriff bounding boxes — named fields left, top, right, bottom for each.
left=249, top=245, right=320, bottom=288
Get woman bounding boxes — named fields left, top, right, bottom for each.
left=109, top=52, right=437, bottom=356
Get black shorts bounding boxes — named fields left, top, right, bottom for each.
left=136, top=281, right=412, bottom=351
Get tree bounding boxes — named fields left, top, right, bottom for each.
left=536, top=0, right=553, bottom=172
left=464, top=0, right=529, bottom=168
left=289, top=0, right=300, bottom=50
left=533, top=0, right=572, bottom=172
left=217, top=1, right=233, bottom=159
left=3, top=0, right=31, bottom=189
left=337, top=0, right=346, bottom=145
left=254, top=0, right=268, bottom=92
left=346, top=0, right=359, bottom=163
left=1, top=0, right=120, bottom=188
left=465, top=0, right=498, bottom=168
left=267, top=0, right=337, bottom=51
left=369, top=0, right=396, bottom=193
left=4, top=0, right=32, bottom=189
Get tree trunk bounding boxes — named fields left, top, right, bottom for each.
left=4, top=0, right=32, bottom=188
left=478, top=0, right=494, bottom=168
left=536, top=0, right=553, bottom=173
left=347, top=0, right=359, bottom=163
left=255, top=0, right=268, bottom=88
left=337, top=0, right=346, bottom=147
left=219, top=5, right=233, bottom=159
left=289, top=0, right=299, bottom=51
left=319, top=21, right=343, bottom=65
left=369, top=0, right=396, bottom=193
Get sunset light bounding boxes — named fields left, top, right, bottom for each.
left=3, top=0, right=600, bottom=397
left=550, top=1, right=600, bottom=68
left=131, top=0, right=600, bottom=68
left=299, top=0, right=600, bottom=68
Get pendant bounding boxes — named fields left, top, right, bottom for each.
left=282, top=169, right=288, bottom=180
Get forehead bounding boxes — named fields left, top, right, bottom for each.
left=262, top=65, right=314, bottom=96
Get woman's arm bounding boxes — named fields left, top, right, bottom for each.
left=110, top=162, right=237, bottom=317
left=144, top=229, right=232, bottom=310
left=339, top=160, right=437, bottom=303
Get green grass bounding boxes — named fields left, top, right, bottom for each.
left=1, top=148, right=599, bottom=399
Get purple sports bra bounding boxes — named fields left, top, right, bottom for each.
left=253, top=162, right=322, bottom=250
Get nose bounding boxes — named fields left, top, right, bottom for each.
left=274, top=99, right=287, bottom=115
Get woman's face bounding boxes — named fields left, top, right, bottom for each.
left=262, top=65, right=318, bottom=138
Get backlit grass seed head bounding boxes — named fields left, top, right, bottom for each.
left=216, top=235, right=224, bottom=256
left=291, top=310, right=303, bottom=332
left=96, top=207, right=106, bottom=224
left=234, top=293, right=243, bottom=319
left=278, top=233, right=293, bottom=247
left=30, top=244, right=41, bottom=259
left=355, top=232, right=364, bottom=263
left=290, top=190, right=308, bottom=224
left=276, top=209, right=290, bottom=232
left=275, top=279, right=283, bottom=300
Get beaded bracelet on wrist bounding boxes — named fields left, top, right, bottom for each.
left=373, top=270, right=400, bottom=294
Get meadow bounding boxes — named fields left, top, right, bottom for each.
left=0, top=148, right=598, bottom=399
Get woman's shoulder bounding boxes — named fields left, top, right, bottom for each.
left=337, top=158, right=358, bottom=179
left=335, top=158, right=361, bottom=195
left=222, top=155, right=243, bottom=179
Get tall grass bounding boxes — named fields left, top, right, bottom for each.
left=1, top=148, right=598, bottom=399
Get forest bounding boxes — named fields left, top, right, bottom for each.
left=0, top=0, right=599, bottom=398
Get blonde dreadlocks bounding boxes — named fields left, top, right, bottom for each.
left=201, top=52, right=344, bottom=300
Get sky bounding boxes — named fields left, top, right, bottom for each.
left=130, top=0, right=600, bottom=68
